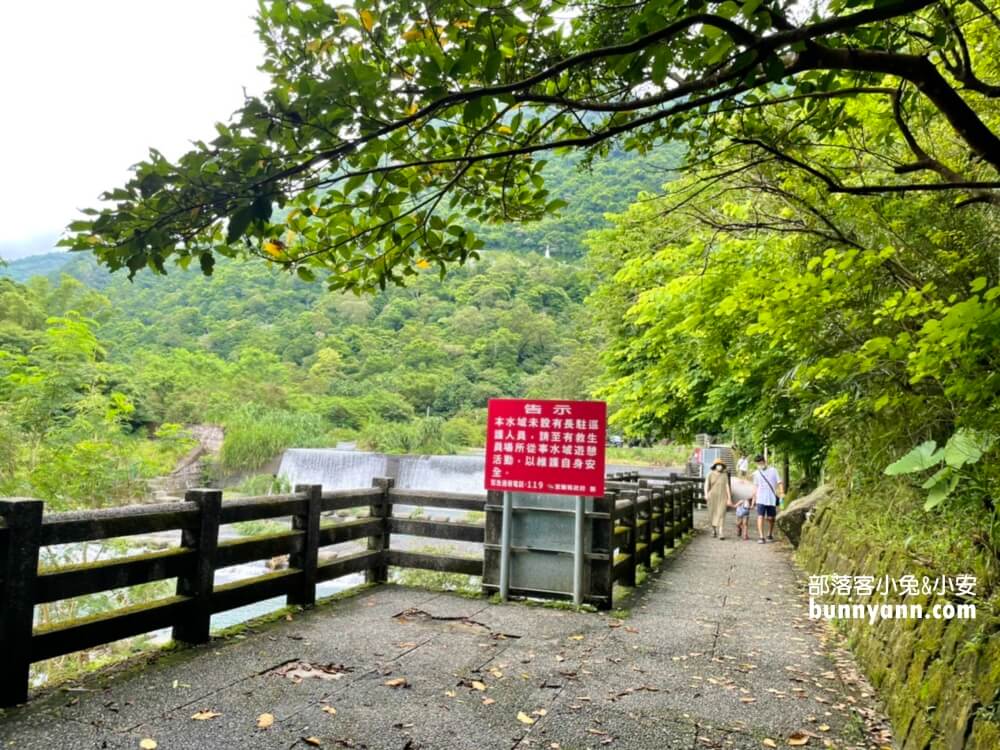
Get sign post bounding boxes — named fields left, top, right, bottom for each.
left=573, top=495, right=585, bottom=605
left=485, top=399, right=607, bottom=604
left=499, top=490, right=513, bottom=601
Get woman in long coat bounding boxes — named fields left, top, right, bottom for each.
left=704, top=460, right=732, bottom=539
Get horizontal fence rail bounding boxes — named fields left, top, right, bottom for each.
left=0, top=471, right=698, bottom=706
left=0, top=478, right=486, bottom=706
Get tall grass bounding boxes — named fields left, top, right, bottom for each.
left=220, top=406, right=331, bottom=470
left=358, top=417, right=458, bottom=455
left=605, top=443, right=692, bottom=467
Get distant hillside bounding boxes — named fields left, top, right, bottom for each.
left=469, top=144, right=684, bottom=258
left=0, top=252, right=70, bottom=282
left=0, top=233, right=61, bottom=261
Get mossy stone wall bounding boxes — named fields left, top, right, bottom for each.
left=797, top=503, right=1000, bottom=750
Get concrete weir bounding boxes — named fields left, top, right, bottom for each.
left=278, top=449, right=487, bottom=495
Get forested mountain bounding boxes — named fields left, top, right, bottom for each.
left=0, top=252, right=68, bottom=282
left=469, top=145, right=683, bottom=258
left=0, top=249, right=603, bottom=506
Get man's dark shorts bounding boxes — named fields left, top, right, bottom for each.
left=756, top=504, right=777, bottom=518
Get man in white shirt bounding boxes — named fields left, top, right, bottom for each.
left=750, top=454, right=784, bottom=543
left=737, top=455, right=749, bottom=477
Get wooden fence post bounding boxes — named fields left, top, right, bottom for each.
left=686, top=485, right=695, bottom=532
left=652, top=489, right=665, bottom=558
left=366, top=477, right=393, bottom=584
left=623, top=491, right=638, bottom=587
left=637, top=487, right=652, bottom=569
left=289, top=484, right=322, bottom=607
left=594, top=490, right=615, bottom=610
left=667, top=487, right=678, bottom=548
left=172, top=489, right=221, bottom=645
left=0, top=498, right=43, bottom=707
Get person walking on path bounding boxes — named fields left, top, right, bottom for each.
left=704, top=459, right=732, bottom=539
left=737, top=454, right=749, bottom=478
left=750, top=454, right=784, bottom=543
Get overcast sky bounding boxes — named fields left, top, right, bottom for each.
left=1, top=1, right=268, bottom=252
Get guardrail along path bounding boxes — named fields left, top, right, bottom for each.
left=0, top=509, right=890, bottom=750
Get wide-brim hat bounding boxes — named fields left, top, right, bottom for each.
left=710, top=460, right=726, bottom=470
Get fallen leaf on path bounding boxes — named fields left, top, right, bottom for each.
left=445, top=690, right=456, bottom=697
left=303, top=737, right=322, bottom=747
left=398, top=642, right=417, bottom=649
left=533, top=708, right=548, bottom=717
left=257, top=713, right=275, bottom=729
left=788, top=731, right=810, bottom=746
left=569, top=635, right=584, bottom=641
left=322, top=706, right=337, bottom=715
left=273, top=661, right=353, bottom=682
left=817, top=725, right=830, bottom=732
left=762, top=739, right=778, bottom=748
left=191, top=710, right=222, bottom=721
left=517, top=711, right=536, bottom=725
left=139, top=740, right=157, bottom=750
left=483, top=698, right=496, bottom=705
left=384, top=678, right=408, bottom=688
left=739, top=697, right=756, bottom=704
left=471, top=680, right=487, bottom=691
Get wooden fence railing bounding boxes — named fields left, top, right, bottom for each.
left=0, top=478, right=485, bottom=706
left=0, top=471, right=700, bottom=706
left=604, top=474, right=696, bottom=589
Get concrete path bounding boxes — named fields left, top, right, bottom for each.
left=0, top=510, right=890, bottom=750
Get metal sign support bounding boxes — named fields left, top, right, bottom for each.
left=499, top=491, right=512, bottom=601
left=573, top=496, right=585, bottom=605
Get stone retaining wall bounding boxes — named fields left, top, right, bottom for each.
left=797, top=501, right=1000, bottom=750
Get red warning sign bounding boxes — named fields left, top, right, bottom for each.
left=484, top=398, right=606, bottom=497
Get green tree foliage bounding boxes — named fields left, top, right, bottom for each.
left=0, top=306, right=192, bottom=509
left=65, top=0, right=1000, bottom=292
left=592, top=144, right=999, bottom=555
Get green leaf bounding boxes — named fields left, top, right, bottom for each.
left=884, top=440, right=942, bottom=475
left=919, top=466, right=951, bottom=490
left=483, top=50, right=501, bottom=81
left=923, top=471, right=960, bottom=511
left=296, top=266, right=316, bottom=282
left=226, top=206, right=255, bottom=244
left=942, top=428, right=993, bottom=468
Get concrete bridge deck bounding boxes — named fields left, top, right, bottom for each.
left=0, top=511, right=890, bottom=749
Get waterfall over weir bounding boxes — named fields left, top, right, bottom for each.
left=277, top=449, right=486, bottom=495
left=395, top=454, right=484, bottom=494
